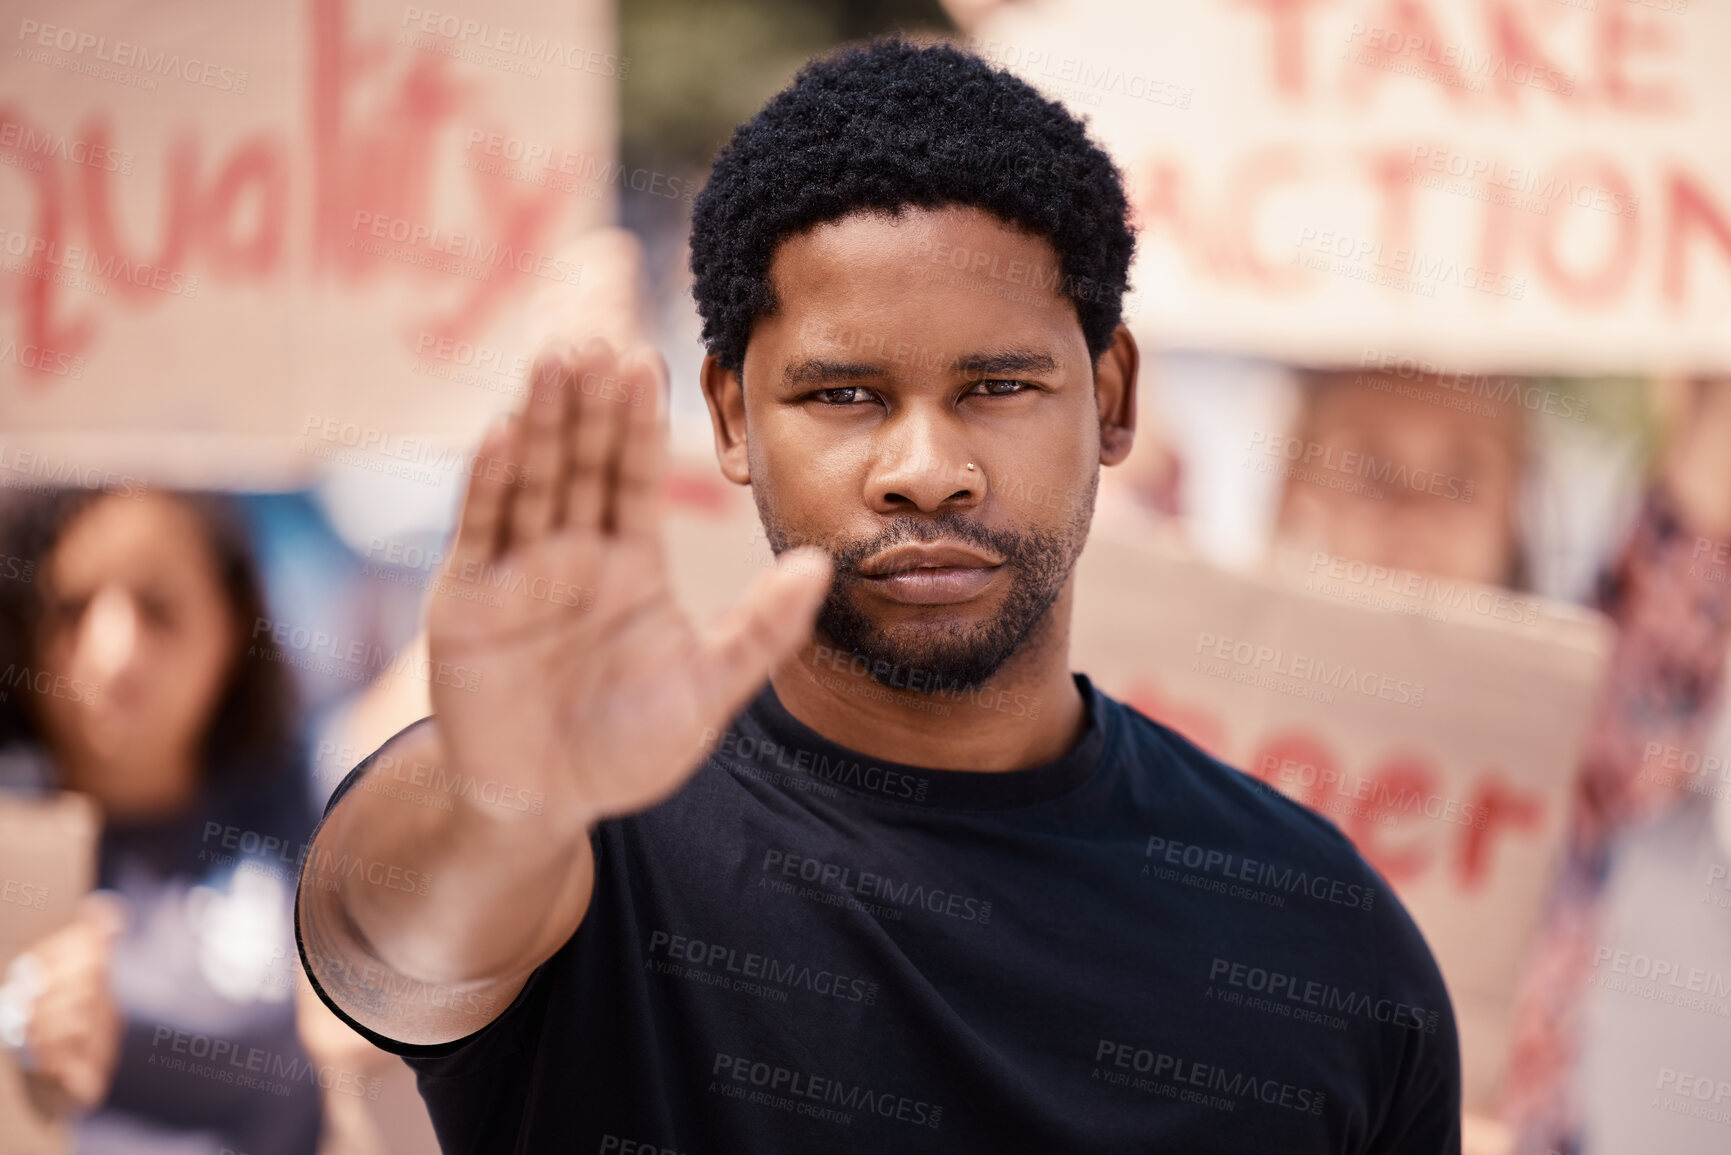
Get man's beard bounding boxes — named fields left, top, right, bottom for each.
left=757, top=473, right=1097, bottom=696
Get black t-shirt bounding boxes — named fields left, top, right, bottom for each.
left=298, top=673, right=1461, bottom=1154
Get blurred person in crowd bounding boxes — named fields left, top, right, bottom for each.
left=1267, top=371, right=1731, bottom=1152
left=1270, top=369, right=1530, bottom=588
left=1504, top=378, right=1731, bottom=1155
left=296, top=38, right=1459, bottom=1153
left=0, top=487, right=323, bottom=1155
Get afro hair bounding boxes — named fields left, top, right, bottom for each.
left=688, top=36, right=1137, bottom=376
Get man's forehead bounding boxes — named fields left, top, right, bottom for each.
left=755, top=205, right=1083, bottom=375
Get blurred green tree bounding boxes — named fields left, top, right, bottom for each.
left=621, top=0, right=954, bottom=176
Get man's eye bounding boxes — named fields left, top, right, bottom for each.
left=974, top=379, right=1032, bottom=396
left=813, top=387, right=876, bottom=405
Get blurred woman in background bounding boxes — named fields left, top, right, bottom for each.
left=0, top=487, right=322, bottom=1155
left=1271, top=368, right=1531, bottom=588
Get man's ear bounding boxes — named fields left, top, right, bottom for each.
left=700, top=353, right=751, bottom=485
left=1094, top=324, right=1138, bottom=467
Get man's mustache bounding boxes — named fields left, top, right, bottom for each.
left=822, top=514, right=1029, bottom=578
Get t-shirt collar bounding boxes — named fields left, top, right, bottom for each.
left=726, top=671, right=1108, bottom=810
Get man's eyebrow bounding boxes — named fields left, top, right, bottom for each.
left=783, top=349, right=1059, bottom=387
left=783, top=359, right=883, bottom=387
left=955, top=349, right=1058, bottom=376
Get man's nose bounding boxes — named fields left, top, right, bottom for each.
left=864, top=418, right=986, bottom=514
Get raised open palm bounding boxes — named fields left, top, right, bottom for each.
left=426, top=338, right=832, bottom=839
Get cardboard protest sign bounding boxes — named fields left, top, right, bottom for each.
left=0, top=0, right=617, bottom=488
left=0, top=791, right=99, bottom=1154
left=655, top=461, right=1611, bottom=1114
left=965, top=0, right=1731, bottom=376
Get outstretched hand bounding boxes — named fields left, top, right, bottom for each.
left=426, top=339, right=833, bottom=838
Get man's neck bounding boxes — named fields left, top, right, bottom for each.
left=767, top=586, right=1085, bottom=773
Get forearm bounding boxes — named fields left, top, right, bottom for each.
left=296, top=720, right=595, bottom=1043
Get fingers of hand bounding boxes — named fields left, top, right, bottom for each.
left=512, top=342, right=582, bottom=539
left=26, top=896, right=120, bottom=1044
left=27, top=957, right=119, bottom=1110
left=450, top=335, right=661, bottom=576
left=23, top=912, right=113, bottom=975
left=563, top=337, right=630, bottom=534
left=451, top=416, right=518, bottom=566
left=695, top=546, right=834, bottom=716
left=33, top=1024, right=113, bottom=1109
left=607, top=344, right=670, bottom=538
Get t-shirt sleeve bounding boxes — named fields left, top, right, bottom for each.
left=291, top=717, right=567, bottom=1065
left=1364, top=889, right=1464, bottom=1155
left=1364, top=1029, right=1462, bottom=1154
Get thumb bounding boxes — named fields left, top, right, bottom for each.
left=692, top=546, right=834, bottom=722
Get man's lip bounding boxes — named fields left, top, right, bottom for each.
left=859, top=565, right=1001, bottom=605
left=859, top=543, right=1003, bottom=577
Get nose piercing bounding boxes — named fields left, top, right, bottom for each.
left=966, top=463, right=976, bottom=471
